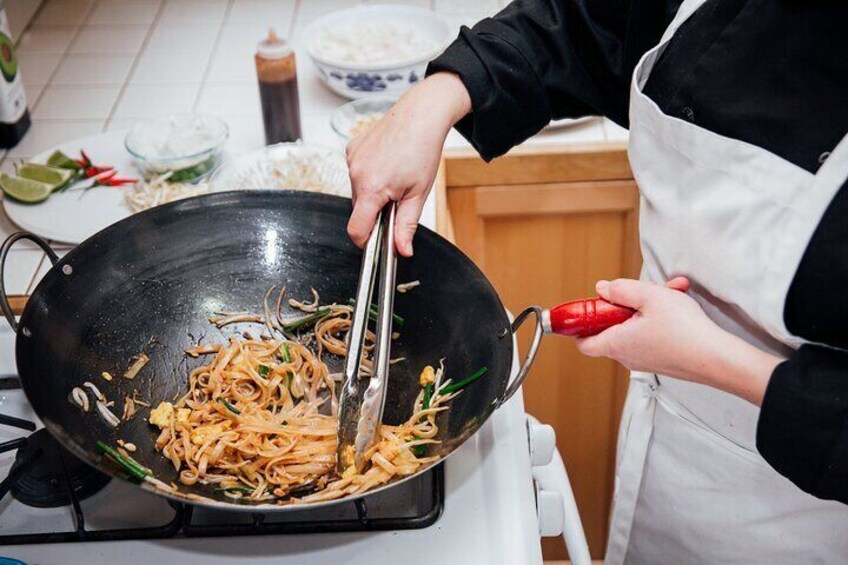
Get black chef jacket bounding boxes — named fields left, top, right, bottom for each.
left=427, top=0, right=848, bottom=504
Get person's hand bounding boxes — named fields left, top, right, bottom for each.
left=576, top=276, right=781, bottom=406
left=346, top=72, right=471, bottom=257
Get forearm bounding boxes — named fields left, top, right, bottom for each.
left=682, top=328, right=782, bottom=406
left=395, top=72, right=471, bottom=136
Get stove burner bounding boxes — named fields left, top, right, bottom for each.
left=10, top=429, right=110, bottom=508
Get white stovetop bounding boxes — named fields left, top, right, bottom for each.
left=0, top=321, right=543, bottom=565
left=0, top=0, right=629, bottom=297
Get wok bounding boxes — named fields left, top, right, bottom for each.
left=0, top=191, right=543, bottom=511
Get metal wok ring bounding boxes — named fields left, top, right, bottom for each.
left=0, top=232, right=60, bottom=333
left=497, top=306, right=544, bottom=407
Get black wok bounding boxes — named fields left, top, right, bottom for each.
left=0, top=191, right=542, bottom=511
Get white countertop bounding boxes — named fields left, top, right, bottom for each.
left=0, top=0, right=629, bottom=296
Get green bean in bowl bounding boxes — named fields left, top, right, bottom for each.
left=125, top=114, right=229, bottom=183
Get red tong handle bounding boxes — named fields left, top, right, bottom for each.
left=547, top=298, right=635, bottom=337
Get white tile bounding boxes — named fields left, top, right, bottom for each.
left=301, top=112, right=343, bottom=149
left=88, top=1, right=159, bottom=25
left=295, top=0, right=361, bottom=29
left=220, top=116, right=265, bottom=155
left=160, top=0, right=228, bottom=24
left=23, top=84, right=45, bottom=107
left=206, top=49, right=256, bottom=83
left=531, top=117, right=606, bottom=146
left=435, top=0, right=497, bottom=14
left=7, top=120, right=104, bottom=159
left=70, top=25, right=148, bottom=54
left=442, top=12, right=489, bottom=33
left=130, top=50, right=210, bottom=84
left=1, top=250, right=46, bottom=295
left=33, top=85, right=120, bottom=119
left=145, top=23, right=219, bottom=53
left=218, top=22, right=271, bottom=58
left=17, top=52, right=62, bottom=87
left=228, top=0, right=295, bottom=26
left=103, top=117, right=138, bottom=132
left=363, top=0, right=429, bottom=6
left=17, top=28, right=76, bottom=54
left=0, top=207, right=44, bottom=249
left=112, top=83, right=199, bottom=118
left=33, top=0, right=94, bottom=27
left=52, top=54, right=135, bottom=85
left=602, top=118, right=629, bottom=142
left=196, top=83, right=261, bottom=117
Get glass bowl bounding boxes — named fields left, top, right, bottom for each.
left=125, top=114, right=229, bottom=183
left=330, top=97, right=396, bottom=142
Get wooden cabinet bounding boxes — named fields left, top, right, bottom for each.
left=439, top=142, right=639, bottom=560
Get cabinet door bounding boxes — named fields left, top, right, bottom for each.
left=446, top=177, right=640, bottom=560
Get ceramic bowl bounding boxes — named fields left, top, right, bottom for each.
left=302, top=5, right=451, bottom=100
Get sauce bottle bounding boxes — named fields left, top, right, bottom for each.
left=255, top=29, right=301, bottom=145
left=0, top=2, right=30, bottom=149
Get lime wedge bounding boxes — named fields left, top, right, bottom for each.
left=16, top=162, right=74, bottom=191
left=46, top=150, right=81, bottom=170
left=0, top=173, right=52, bottom=204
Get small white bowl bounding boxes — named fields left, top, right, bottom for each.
left=302, top=4, right=451, bottom=100
left=330, top=97, right=396, bottom=141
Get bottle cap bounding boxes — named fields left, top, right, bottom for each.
left=257, top=28, right=292, bottom=60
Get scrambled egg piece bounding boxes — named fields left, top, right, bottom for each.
left=419, top=366, right=435, bottom=387
left=190, top=422, right=230, bottom=445
left=176, top=408, right=191, bottom=424
left=342, top=465, right=357, bottom=479
left=149, top=401, right=174, bottom=429
left=341, top=444, right=356, bottom=469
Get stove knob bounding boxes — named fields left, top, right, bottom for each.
left=533, top=480, right=565, bottom=537
left=527, top=418, right=556, bottom=467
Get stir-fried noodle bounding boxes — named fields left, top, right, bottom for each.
left=145, top=289, right=464, bottom=504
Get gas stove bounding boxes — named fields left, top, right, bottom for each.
left=0, top=323, right=582, bottom=564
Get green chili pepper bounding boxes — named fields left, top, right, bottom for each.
left=440, top=367, right=488, bottom=395
left=279, top=343, right=291, bottom=363
left=347, top=299, right=405, bottom=327
left=218, top=398, right=241, bottom=415
left=257, top=364, right=270, bottom=376
left=282, top=307, right=331, bottom=331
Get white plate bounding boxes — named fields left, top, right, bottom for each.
left=212, top=142, right=350, bottom=197
left=3, top=130, right=137, bottom=245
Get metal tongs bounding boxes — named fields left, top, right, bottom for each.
left=337, top=203, right=398, bottom=473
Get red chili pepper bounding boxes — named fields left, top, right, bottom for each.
left=79, top=149, right=92, bottom=168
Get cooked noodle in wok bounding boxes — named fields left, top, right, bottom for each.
left=147, top=290, right=466, bottom=504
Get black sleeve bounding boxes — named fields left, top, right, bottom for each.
left=426, top=0, right=682, bottom=160
left=757, top=344, right=848, bottom=504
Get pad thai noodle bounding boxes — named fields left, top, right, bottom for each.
left=131, top=287, right=484, bottom=504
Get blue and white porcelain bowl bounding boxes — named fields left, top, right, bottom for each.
left=302, top=4, right=451, bottom=100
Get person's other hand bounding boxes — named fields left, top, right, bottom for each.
left=346, top=72, right=471, bottom=257
left=575, top=276, right=780, bottom=405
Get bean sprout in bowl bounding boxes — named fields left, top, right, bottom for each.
left=302, top=5, right=451, bottom=99
left=125, top=114, right=229, bottom=182
left=211, top=143, right=350, bottom=197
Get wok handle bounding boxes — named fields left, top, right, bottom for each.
left=544, top=298, right=635, bottom=338
left=498, top=306, right=545, bottom=407
left=0, top=232, right=60, bottom=332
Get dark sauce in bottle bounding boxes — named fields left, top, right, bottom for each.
left=256, top=29, right=301, bottom=145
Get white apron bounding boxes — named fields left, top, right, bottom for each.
left=606, top=1, right=848, bottom=563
